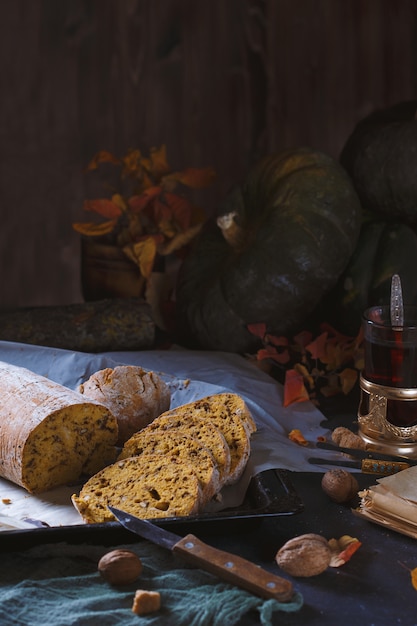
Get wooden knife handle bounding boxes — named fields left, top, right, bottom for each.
left=173, top=533, right=294, bottom=602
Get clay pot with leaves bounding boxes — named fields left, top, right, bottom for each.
left=73, top=146, right=215, bottom=327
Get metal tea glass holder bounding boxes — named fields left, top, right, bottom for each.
left=358, top=374, right=417, bottom=458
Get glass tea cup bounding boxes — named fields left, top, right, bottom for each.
left=358, top=305, right=417, bottom=455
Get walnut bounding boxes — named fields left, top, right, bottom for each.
left=132, top=590, right=161, bottom=615
left=321, top=469, right=359, bottom=503
left=275, top=533, right=332, bottom=577
left=331, top=426, right=366, bottom=450
left=98, top=549, right=143, bottom=585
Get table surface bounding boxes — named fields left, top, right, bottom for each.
left=209, top=470, right=416, bottom=626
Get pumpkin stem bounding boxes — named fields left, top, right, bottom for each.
left=217, top=211, right=245, bottom=251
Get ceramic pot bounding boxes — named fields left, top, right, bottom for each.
left=81, top=238, right=145, bottom=301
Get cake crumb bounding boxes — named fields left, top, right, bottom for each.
left=132, top=589, right=161, bottom=615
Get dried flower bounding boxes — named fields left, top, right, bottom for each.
left=247, top=322, right=364, bottom=407
left=73, top=146, right=216, bottom=280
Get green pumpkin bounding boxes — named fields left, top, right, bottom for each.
left=314, top=218, right=417, bottom=336
left=175, top=147, right=362, bottom=352
left=340, top=100, right=417, bottom=223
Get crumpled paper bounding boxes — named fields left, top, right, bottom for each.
left=355, top=465, right=417, bottom=539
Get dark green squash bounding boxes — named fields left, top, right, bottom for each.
left=175, top=147, right=362, bottom=353
left=340, top=100, right=417, bottom=223
left=313, top=217, right=417, bottom=336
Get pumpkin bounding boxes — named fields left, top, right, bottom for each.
left=340, top=100, right=417, bottom=223
left=313, top=217, right=417, bottom=336
left=174, top=147, right=362, bottom=353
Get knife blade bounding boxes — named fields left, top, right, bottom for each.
left=108, top=506, right=294, bottom=602
left=308, top=456, right=411, bottom=475
left=316, top=441, right=417, bottom=464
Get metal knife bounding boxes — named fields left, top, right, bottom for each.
left=316, top=441, right=417, bottom=464
left=308, top=456, right=410, bottom=475
left=109, top=506, right=294, bottom=602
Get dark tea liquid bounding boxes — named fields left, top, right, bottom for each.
left=363, top=332, right=417, bottom=427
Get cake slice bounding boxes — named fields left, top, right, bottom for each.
left=118, top=429, right=221, bottom=504
left=161, top=393, right=253, bottom=484
left=142, top=414, right=231, bottom=487
left=164, top=393, right=256, bottom=435
left=72, top=454, right=201, bottom=523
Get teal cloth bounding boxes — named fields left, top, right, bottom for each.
left=0, top=541, right=303, bottom=625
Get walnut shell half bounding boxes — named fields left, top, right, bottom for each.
left=275, top=533, right=331, bottom=577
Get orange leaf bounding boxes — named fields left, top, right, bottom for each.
left=158, top=193, right=199, bottom=231
left=86, top=150, right=120, bottom=171
left=149, top=145, right=171, bottom=178
left=247, top=323, right=267, bottom=339
left=164, top=167, right=216, bottom=189
left=72, top=219, right=117, bottom=237
left=257, top=345, right=290, bottom=365
left=411, top=568, right=417, bottom=591
left=122, top=148, right=143, bottom=177
left=267, top=334, right=289, bottom=349
left=338, top=539, right=361, bottom=564
left=294, top=362, right=314, bottom=389
left=306, top=332, right=328, bottom=360
left=83, top=198, right=122, bottom=219
left=123, top=237, right=157, bottom=278
left=288, top=428, right=309, bottom=446
left=293, top=330, right=313, bottom=349
left=128, top=188, right=162, bottom=214
left=339, top=368, right=358, bottom=395
left=283, top=369, right=310, bottom=407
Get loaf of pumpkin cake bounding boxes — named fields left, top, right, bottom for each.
left=0, top=361, right=118, bottom=493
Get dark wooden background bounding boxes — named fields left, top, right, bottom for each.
left=1, top=0, right=416, bottom=309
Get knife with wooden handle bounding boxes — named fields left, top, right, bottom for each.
left=109, top=506, right=294, bottom=602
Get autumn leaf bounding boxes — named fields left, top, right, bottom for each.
left=339, top=368, right=358, bottom=395
left=267, top=334, right=289, bottom=349
left=86, top=150, right=120, bottom=171
left=306, top=332, right=328, bottom=360
left=123, top=237, right=157, bottom=279
left=149, top=145, right=171, bottom=178
left=168, top=167, right=217, bottom=189
left=128, top=187, right=162, bottom=214
left=410, top=567, right=417, bottom=591
left=288, top=428, right=309, bottom=446
left=83, top=198, right=123, bottom=220
left=283, top=369, right=310, bottom=407
left=122, top=148, right=143, bottom=178
left=257, top=344, right=290, bottom=365
left=72, top=219, right=117, bottom=237
left=159, top=223, right=203, bottom=256
left=293, top=330, right=313, bottom=349
left=294, top=362, right=314, bottom=389
left=329, top=536, right=361, bottom=567
left=247, top=322, right=267, bottom=340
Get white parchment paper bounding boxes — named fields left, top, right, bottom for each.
left=0, top=341, right=335, bottom=529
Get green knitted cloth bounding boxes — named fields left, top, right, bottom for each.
left=0, top=541, right=303, bottom=625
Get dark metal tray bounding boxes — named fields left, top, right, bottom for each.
left=0, top=469, right=304, bottom=552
